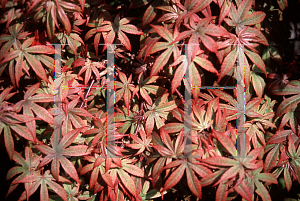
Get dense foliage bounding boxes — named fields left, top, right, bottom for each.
left=0, top=0, right=299, bottom=200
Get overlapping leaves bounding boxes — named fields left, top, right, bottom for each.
left=35, top=127, right=91, bottom=183
left=270, top=80, right=300, bottom=134
left=94, top=13, right=143, bottom=52
left=1, top=37, right=55, bottom=87
left=27, top=0, right=81, bottom=40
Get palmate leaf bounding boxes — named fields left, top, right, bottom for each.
left=49, top=96, right=94, bottom=136
left=81, top=114, right=127, bottom=169
left=269, top=80, right=300, bottom=135
left=80, top=155, right=113, bottom=192
left=12, top=170, right=69, bottom=201
left=217, top=26, right=268, bottom=84
left=84, top=3, right=112, bottom=56
left=82, top=117, right=107, bottom=150
left=162, top=98, right=223, bottom=150
left=152, top=129, right=214, bottom=194
left=152, top=128, right=185, bottom=158
left=14, top=83, right=54, bottom=139
left=155, top=4, right=184, bottom=24
left=102, top=159, right=144, bottom=199
left=245, top=97, right=276, bottom=148
left=27, top=0, right=81, bottom=40
left=1, top=1, right=296, bottom=200
left=136, top=0, right=210, bottom=28
left=0, top=87, right=36, bottom=160
left=241, top=166, right=278, bottom=201
left=0, top=23, right=30, bottom=61
left=191, top=99, right=216, bottom=134
left=1, top=37, right=56, bottom=87
left=270, top=80, right=300, bottom=118
left=144, top=93, right=177, bottom=134
left=95, top=13, right=143, bottom=52
left=201, top=130, right=263, bottom=200
left=6, top=147, right=41, bottom=201
left=115, top=105, right=142, bottom=134
left=75, top=58, right=105, bottom=86
left=110, top=71, right=135, bottom=115
left=80, top=122, right=128, bottom=196
left=54, top=31, right=84, bottom=57
left=170, top=17, right=229, bottom=58
left=157, top=0, right=206, bottom=29
left=163, top=98, right=217, bottom=137
left=132, top=74, right=166, bottom=105
left=146, top=25, right=180, bottom=76
left=268, top=73, right=291, bottom=90
left=206, top=89, right=237, bottom=121
left=225, top=0, right=266, bottom=33
left=35, top=127, right=91, bottom=183
left=155, top=0, right=208, bottom=30
left=163, top=98, right=220, bottom=151
left=155, top=153, right=212, bottom=199
left=267, top=136, right=300, bottom=192
left=170, top=49, right=218, bottom=99
left=52, top=70, right=82, bottom=101
left=181, top=0, right=213, bottom=20
left=49, top=183, right=89, bottom=201
left=278, top=107, right=300, bottom=136
left=245, top=121, right=267, bottom=149
left=126, top=129, right=152, bottom=155
left=150, top=128, right=186, bottom=188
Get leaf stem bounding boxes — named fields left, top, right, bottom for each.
left=80, top=79, right=95, bottom=108
left=167, top=78, right=184, bottom=103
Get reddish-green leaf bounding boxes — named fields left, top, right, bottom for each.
left=117, top=169, right=137, bottom=196
left=212, top=129, right=237, bottom=156
left=13, top=170, right=68, bottom=201
left=186, top=164, right=202, bottom=198
left=244, top=48, right=267, bottom=77
left=264, top=144, right=280, bottom=172
left=35, top=127, right=90, bottom=183
left=254, top=179, right=272, bottom=201
left=218, top=46, right=238, bottom=82
left=163, top=163, right=186, bottom=191
left=234, top=180, right=252, bottom=201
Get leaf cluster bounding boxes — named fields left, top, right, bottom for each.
left=0, top=0, right=299, bottom=201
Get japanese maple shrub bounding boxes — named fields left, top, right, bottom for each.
left=0, top=0, right=299, bottom=200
